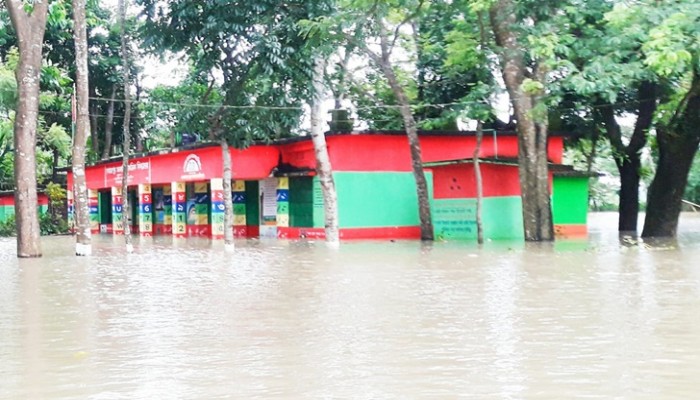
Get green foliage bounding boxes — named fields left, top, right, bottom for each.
left=39, top=212, right=69, bottom=235
left=521, top=78, right=545, bottom=95
left=564, top=138, right=620, bottom=211
left=684, top=153, right=700, bottom=205
left=45, top=182, right=66, bottom=207
left=0, top=214, right=15, bottom=236
left=41, top=182, right=69, bottom=235
left=416, top=1, right=495, bottom=128
left=137, top=0, right=326, bottom=146
left=40, top=123, right=71, bottom=158
left=0, top=63, right=16, bottom=110
left=350, top=70, right=412, bottom=130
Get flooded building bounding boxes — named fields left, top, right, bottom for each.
left=65, top=131, right=590, bottom=241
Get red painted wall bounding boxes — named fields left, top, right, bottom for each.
left=327, top=135, right=413, bottom=172
left=0, top=193, right=49, bottom=206
left=326, top=134, right=564, bottom=172
left=431, top=164, right=521, bottom=198
left=77, top=132, right=566, bottom=190
left=81, top=145, right=280, bottom=189
left=278, top=141, right=316, bottom=170
left=231, top=145, right=280, bottom=180
left=431, top=163, right=554, bottom=199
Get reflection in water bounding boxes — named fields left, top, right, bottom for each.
left=1, top=213, right=700, bottom=398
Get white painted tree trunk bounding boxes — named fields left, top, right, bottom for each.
left=473, top=121, right=484, bottom=245
left=119, top=0, right=133, bottom=253
left=221, top=140, right=235, bottom=252
left=72, top=0, right=92, bottom=256
left=310, top=57, right=339, bottom=246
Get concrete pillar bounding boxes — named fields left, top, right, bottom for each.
left=154, top=185, right=173, bottom=235
left=277, top=177, right=290, bottom=238
left=111, top=186, right=124, bottom=235
left=233, top=180, right=247, bottom=237
left=191, top=182, right=210, bottom=237
left=88, top=189, right=99, bottom=234
left=67, top=188, right=74, bottom=231
left=138, top=183, right=153, bottom=237
left=172, top=182, right=186, bottom=238
left=210, top=178, right=225, bottom=239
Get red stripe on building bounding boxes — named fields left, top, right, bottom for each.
left=277, top=226, right=421, bottom=240
left=554, top=224, right=588, bottom=237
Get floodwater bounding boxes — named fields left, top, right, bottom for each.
left=1, top=213, right=700, bottom=399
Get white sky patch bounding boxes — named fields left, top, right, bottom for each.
left=139, top=54, right=187, bottom=89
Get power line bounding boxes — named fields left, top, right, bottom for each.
left=80, top=94, right=659, bottom=114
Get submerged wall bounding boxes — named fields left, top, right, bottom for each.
left=552, top=175, right=590, bottom=236
left=430, top=163, right=525, bottom=241
left=0, top=193, right=49, bottom=223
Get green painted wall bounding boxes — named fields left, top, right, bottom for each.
left=314, top=171, right=432, bottom=229
left=289, top=177, right=314, bottom=227
left=433, top=198, right=477, bottom=240
left=553, top=176, right=589, bottom=225
left=312, top=177, right=324, bottom=228
left=483, top=196, right=524, bottom=239
left=433, top=196, right=524, bottom=240
left=0, top=204, right=46, bottom=223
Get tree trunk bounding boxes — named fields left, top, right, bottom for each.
left=72, top=0, right=92, bottom=256
left=474, top=121, right=484, bottom=245
left=101, top=84, right=117, bottom=159
left=51, top=148, right=60, bottom=182
left=89, top=85, right=99, bottom=156
left=373, top=24, right=433, bottom=241
left=617, top=159, right=641, bottom=232
left=490, top=0, right=553, bottom=241
left=221, top=140, right=234, bottom=250
left=134, top=73, right=143, bottom=153
left=600, top=81, right=657, bottom=233
left=643, top=73, right=700, bottom=237
left=6, top=0, right=50, bottom=257
left=119, top=0, right=133, bottom=252
left=310, top=57, right=340, bottom=245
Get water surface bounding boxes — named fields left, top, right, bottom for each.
left=1, top=213, right=700, bottom=399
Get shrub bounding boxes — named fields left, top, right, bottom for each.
left=40, top=212, right=69, bottom=235
left=0, top=214, right=16, bottom=236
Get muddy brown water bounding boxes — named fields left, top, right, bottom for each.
left=1, top=212, right=700, bottom=399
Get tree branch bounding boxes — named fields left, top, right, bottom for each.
left=389, top=0, right=426, bottom=55
left=627, top=80, right=657, bottom=155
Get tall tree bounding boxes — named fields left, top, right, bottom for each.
left=101, top=84, right=117, bottom=159
left=551, top=0, right=657, bottom=233
left=598, top=82, right=657, bottom=232
left=489, top=0, right=553, bottom=241
left=643, top=70, right=700, bottom=236
left=5, top=0, right=50, bottom=257
left=310, top=57, right=339, bottom=244
left=72, top=0, right=92, bottom=256
left=339, top=0, right=434, bottom=240
left=634, top=3, right=699, bottom=237
left=118, top=0, right=133, bottom=252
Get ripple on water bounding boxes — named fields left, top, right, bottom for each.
left=0, top=214, right=700, bottom=398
